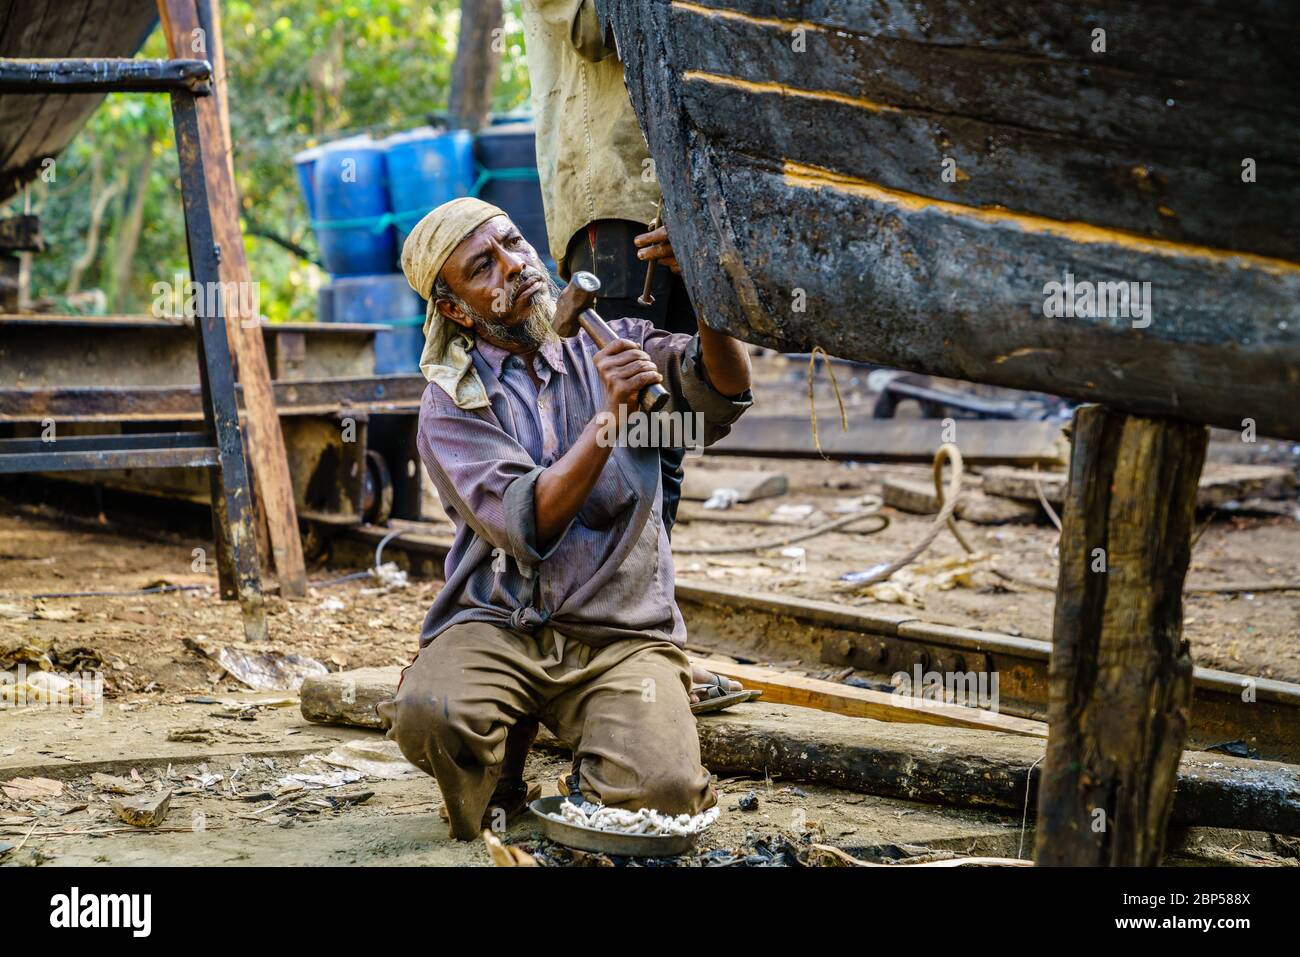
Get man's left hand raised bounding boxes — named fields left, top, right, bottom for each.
left=634, top=224, right=680, bottom=275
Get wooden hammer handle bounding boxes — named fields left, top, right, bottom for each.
left=579, top=309, right=670, bottom=413
left=638, top=213, right=662, bottom=307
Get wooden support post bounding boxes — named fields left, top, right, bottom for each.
left=1034, top=405, right=1207, bottom=866
left=158, top=0, right=308, bottom=599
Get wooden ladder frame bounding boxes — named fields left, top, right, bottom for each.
left=0, top=57, right=268, bottom=640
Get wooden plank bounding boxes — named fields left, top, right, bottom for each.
left=0, top=374, right=428, bottom=421
left=691, top=657, right=1046, bottom=738
left=709, top=415, right=1067, bottom=464
left=1196, top=464, right=1299, bottom=507
left=671, top=0, right=1298, bottom=89
left=982, top=463, right=1296, bottom=507
left=678, top=80, right=1296, bottom=266
left=158, top=0, right=307, bottom=598
left=680, top=466, right=787, bottom=502
left=670, top=2, right=1299, bottom=258
left=198, top=0, right=234, bottom=183
left=1034, top=405, right=1207, bottom=866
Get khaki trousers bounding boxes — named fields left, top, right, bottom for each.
left=380, top=621, right=715, bottom=840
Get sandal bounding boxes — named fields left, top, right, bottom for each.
left=691, top=672, right=763, bottom=715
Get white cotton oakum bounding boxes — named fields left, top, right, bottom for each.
left=551, top=800, right=720, bottom=837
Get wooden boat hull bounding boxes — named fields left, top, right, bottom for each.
left=602, top=0, right=1300, bottom=439
left=0, top=0, right=159, bottom=203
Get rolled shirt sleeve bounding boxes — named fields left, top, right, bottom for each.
left=416, top=386, right=572, bottom=569
left=609, top=317, right=753, bottom=447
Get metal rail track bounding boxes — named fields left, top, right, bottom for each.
left=328, top=522, right=1300, bottom=764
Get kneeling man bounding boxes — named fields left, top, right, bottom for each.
left=381, top=198, right=752, bottom=839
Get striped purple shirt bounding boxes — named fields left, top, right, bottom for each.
left=416, top=318, right=750, bottom=648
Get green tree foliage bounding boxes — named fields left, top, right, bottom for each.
left=3, top=0, right=531, bottom=322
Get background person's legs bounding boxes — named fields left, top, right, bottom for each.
left=380, top=622, right=544, bottom=840
left=550, top=638, right=715, bottom=815
left=566, top=220, right=697, bottom=533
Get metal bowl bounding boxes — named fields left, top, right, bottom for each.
left=528, top=796, right=701, bottom=858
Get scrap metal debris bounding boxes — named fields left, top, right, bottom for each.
left=183, top=636, right=327, bottom=692
left=1, top=776, right=64, bottom=801
left=702, top=487, right=740, bottom=510
left=316, top=739, right=421, bottom=780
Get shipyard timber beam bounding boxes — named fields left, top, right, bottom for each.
left=602, top=0, right=1300, bottom=440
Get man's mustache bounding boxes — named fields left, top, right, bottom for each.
left=505, top=269, right=550, bottom=310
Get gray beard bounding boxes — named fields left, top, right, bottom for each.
left=469, top=275, right=562, bottom=351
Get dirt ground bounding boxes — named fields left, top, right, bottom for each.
left=3, top=686, right=1293, bottom=868
left=0, top=505, right=1029, bottom=867
left=0, top=696, right=1035, bottom=867
left=672, top=454, right=1300, bottom=682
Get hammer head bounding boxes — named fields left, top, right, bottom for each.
left=551, top=271, right=601, bottom=338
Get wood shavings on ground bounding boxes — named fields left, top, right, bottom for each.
left=551, top=801, right=720, bottom=837
left=0, top=668, right=98, bottom=708
left=844, top=553, right=988, bottom=607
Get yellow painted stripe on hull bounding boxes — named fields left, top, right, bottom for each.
left=781, top=161, right=1300, bottom=276
left=682, top=69, right=898, bottom=114
left=672, top=0, right=827, bottom=35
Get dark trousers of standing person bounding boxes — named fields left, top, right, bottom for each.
left=566, top=219, right=697, bottom=534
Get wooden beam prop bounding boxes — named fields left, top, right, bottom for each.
left=197, top=0, right=234, bottom=180
left=603, top=0, right=1300, bottom=440
left=158, top=0, right=307, bottom=599
left=1034, top=405, right=1208, bottom=866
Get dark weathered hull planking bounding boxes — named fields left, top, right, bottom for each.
left=603, top=0, right=1300, bottom=439
left=0, top=0, right=159, bottom=203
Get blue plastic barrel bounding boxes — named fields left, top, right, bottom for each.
left=383, top=127, right=476, bottom=250
left=313, top=135, right=397, bottom=276
left=328, top=274, right=425, bottom=375
left=317, top=282, right=335, bottom=325
left=292, top=144, right=322, bottom=221
left=473, top=122, right=552, bottom=272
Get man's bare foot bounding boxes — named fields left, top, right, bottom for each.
left=440, top=778, right=540, bottom=830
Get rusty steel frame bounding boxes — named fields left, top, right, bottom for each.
left=0, top=56, right=265, bottom=639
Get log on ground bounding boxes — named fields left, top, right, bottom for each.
left=300, top=670, right=1300, bottom=836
